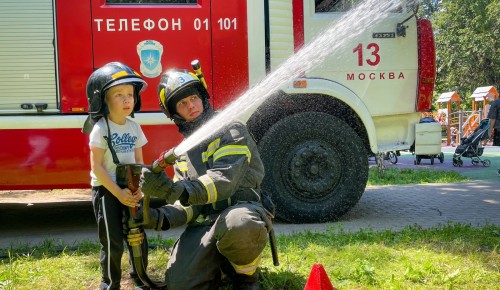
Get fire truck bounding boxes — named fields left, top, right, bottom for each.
left=0, top=0, right=435, bottom=223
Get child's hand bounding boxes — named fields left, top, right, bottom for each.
left=117, top=188, right=139, bottom=207
left=132, top=188, right=143, bottom=203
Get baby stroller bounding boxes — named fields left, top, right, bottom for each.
left=452, top=119, right=491, bottom=167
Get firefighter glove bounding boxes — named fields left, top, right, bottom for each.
left=140, top=167, right=174, bottom=200
left=137, top=207, right=157, bottom=230
left=166, top=182, right=188, bottom=205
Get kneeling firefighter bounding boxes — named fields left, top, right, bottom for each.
left=139, top=64, right=277, bottom=290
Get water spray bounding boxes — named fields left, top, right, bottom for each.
left=173, top=0, right=401, bottom=157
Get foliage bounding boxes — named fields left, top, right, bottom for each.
left=417, top=0, right=442, bottom=19
left=431, top=0, right=499, bottom=109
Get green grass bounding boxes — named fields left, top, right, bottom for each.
left=1, top=223, right=498, bottom=290
left=0, top=169, right=489, bottom=289
left=367, top=168, right=469, bottom=186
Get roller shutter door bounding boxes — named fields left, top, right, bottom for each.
left=0, top=0, right=58, bottom=113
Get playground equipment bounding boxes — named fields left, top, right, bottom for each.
left=470, top=86, right=499, bottom=119
left=436, top=87, right=498, bottom=146
left=462, top=86, right=498, bottom=139
left=461, top=112, right=481, bottom=138
left=436, top=92, right=462, bottom=145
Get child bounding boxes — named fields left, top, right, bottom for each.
left=83, top=62, right=149, bottom=290
left=450, top=126, right=457, bottom=146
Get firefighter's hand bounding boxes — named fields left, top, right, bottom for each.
left=140, top=167, right=174, bottom=200
left=166, top=182, right=186, bottom=205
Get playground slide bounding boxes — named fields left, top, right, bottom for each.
left=461, top=113, right=480, bottom=137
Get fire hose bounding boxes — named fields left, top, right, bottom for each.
left=118, top=164, right=167, bottom=289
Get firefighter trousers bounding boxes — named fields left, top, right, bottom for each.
left=164, top=202, right=270, bottom=290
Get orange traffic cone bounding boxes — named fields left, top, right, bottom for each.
left=304, top=264, right=336, bottom=290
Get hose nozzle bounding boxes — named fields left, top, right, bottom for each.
left=151, top=147, right=179, bottom=173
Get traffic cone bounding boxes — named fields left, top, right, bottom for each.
left=304, top=264, right=336, bottom=290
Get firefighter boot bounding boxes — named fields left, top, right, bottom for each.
left=232, top=269, right=260, bottom=290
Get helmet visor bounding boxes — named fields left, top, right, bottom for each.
left=103, top=77, right=147, bottom=93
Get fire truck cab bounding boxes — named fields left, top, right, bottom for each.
left=0, top=0, right=435, bottom=223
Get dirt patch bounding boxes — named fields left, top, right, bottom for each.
left=0, top=188, right=91, bottom=203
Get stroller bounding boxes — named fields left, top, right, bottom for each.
left=452, top=119, right=491, bottom=167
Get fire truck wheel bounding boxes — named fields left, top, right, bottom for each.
left=258, top=112, right=368, bottom=223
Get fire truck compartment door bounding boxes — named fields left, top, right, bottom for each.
left=90, top=0, right=213, bottom=112
left=0, top=0, right=58, bottom=114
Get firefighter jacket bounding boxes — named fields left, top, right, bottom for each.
left=160, top=121, right=265, bottom=228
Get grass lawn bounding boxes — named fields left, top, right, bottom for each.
left=1, top=168, right=498, bottom=289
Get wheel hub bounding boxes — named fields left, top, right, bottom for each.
left=288, top=143, right=341, bottom=199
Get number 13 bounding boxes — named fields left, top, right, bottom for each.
left=353, top=43, right=380, bottom=66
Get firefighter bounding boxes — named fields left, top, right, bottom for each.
left=139, top=69, right=273, bottom=290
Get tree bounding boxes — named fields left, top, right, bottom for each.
left=431, top=0, right=499, bottom=109
left=418, top=0, right=441, bottom=19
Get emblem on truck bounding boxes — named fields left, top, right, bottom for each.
left=137, top=40, right=163, bottom=78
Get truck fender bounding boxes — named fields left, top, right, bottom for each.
left=282, top=78, right=379, bottom=153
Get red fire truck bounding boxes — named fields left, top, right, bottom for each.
left=0, top=0, right=435, bottom=223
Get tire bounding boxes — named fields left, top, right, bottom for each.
left=439, top=152, right=444, bottom=163
left=416, top=156, right=421, bottom=165
left=258, top=112, right=368, bottom=223
left=482, top=160, right=491, bottom=167
left=430, top=157, right=434, bottom=165
left=388, top=151, right=398, bottom=164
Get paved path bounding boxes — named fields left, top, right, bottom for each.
left=0, top=146, right=498, bottom=249
left=0, top=178, right=500, bottom=248
left=279, top=181, right=500, bottom=236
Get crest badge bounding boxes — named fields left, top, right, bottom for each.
left=137, top=40, right=163, bottom=78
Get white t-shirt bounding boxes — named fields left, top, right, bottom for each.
left=89, top=117, right=148, bottom=186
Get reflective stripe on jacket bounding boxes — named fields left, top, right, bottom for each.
left=162, top=121, right=265, bottom=227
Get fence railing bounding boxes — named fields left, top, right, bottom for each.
left=446, top=109, right=484, bottom=145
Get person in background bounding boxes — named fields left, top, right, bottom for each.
left=450, top=126, right=457, bottom=147
left=83, top=62, right=150, bottom=289
left=487, top=97, right=500, bottom=176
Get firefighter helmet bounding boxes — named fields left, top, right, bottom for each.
left=157, top=69, right=210, bottom=119
left=82, top=62, right=147, bottom=133
left=86, top=62, right=147, bottom=115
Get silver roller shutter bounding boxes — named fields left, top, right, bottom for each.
left=0, top=0, right=58, bottom=114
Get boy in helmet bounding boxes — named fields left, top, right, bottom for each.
left=83, top=62, right=149, bottom=290
left=139, top=68, right=273, bottom=290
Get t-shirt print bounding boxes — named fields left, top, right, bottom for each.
left=111, top=132, right=138, bottom=154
